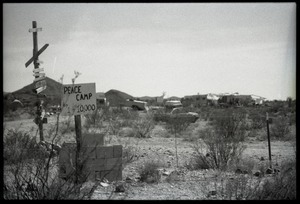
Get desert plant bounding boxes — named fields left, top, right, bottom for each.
left=119, top=137, right=140, bottom=168
left=3, top=117, right=99, bottom=199
left=131, top=113, right=155, bottom=138
left=138, top=159, right=164, bottom=183
left=166, top=116, right=191, bottom=168
left=193, top=110, right=247, bottom=171
left=248, top=111, right=265, bottom=129
left=270, top=116, right=290, bottom=140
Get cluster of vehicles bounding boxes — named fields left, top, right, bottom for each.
left=124, top=99, right=199, bottom=124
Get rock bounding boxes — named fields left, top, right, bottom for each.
left=166, top=170, right=181, bottom=182
left=115, top=184, right=125, bottom=192
left=265, top=168, right=273, bottom=174
left=100, top=182, right=109, bottom=187
left=243, top=170, right=249, bottom=174
left=253, top=171, right=261, bottom=177
left=260, top=157, right=265, bottom=161
left=162, top=170, right=171, bottom=176
left=235, top=168, right=242, bottom=174
left=274, top=168, right=280, bottom=173
left=206, top=153, right=210, bottom=157
left=125, top=177, right=133, bottom=183
left=209, top=190, right=217, bottom=196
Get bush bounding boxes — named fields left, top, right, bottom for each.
left=193, top=110, right=247, bottom=170
left=251, top=159, right=296, bottom=200
left=3, top=127, right=98, bottom=199
left=131, top=113, right=155, bottom=138
left=248, top=111, right=265, bottom=129
left=270, top=116, right=290, bottom=140
left=3, top=129, right=47, bottom=165
left=199, top=159, right=296, bottom=200
left=138, top=159, right=164, bottom=183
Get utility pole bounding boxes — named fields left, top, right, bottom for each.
left=25, top=21, right=49, bottom=142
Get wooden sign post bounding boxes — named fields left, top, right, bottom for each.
left=61, top=83, right=96, bottom=183
left=25, top=21, right=49, bottom=142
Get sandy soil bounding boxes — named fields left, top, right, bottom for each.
left=4, top=115, right=296, bottom=200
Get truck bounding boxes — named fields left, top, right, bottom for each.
left=125, top=99, right=149, bottom=111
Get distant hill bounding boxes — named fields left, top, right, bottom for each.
left=6, top=77, right=63, bottom=107
left=165, top=96, right=182, bottom=101
left=138, top=96, right=157, bottom=101
left=105, top=89, right=134, bottom=106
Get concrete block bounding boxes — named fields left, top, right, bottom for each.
left=104, top=158, right=122, bottom=171
left=96, top=170, right=122, bottom=182
left=113, top=145, right=123, bottom=158
left=82, top=133, right=104, bottom=147
left=82, top=146, right=97, bottom=159
left=92, top=158, right=106, bottom=170
left=96, top=146, right=114, bottom=159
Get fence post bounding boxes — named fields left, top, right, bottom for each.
left=266, top=112, right=272, bottom=169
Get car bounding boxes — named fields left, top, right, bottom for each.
left=154, top=107, right=199, bottom=123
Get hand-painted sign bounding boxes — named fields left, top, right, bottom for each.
left=36, top=86, right=47, bottom=94
left=34, top=76, right=46, bottom=82
left=35, top=80, right=47, bottom=89
left=61, top=83, right=96, bottom=116
left=33, top=68, right=44, bottom=73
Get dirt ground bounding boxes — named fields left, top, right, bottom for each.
left=4, top=114, right=296, bottom=200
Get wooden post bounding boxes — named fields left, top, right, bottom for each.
left=32, top=21, right=44, bottom=142
left=75, top=114, right=82, bottom=184
left=266, top=112, right=272, bottom=169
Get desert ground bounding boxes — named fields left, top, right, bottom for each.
left=3, top=107, right=296, bottom=200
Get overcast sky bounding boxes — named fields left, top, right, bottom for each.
left=3, top=3, right=296, bottom=100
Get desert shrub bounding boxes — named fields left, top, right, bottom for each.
left=248, top=111, right=265, bottom=129
left=131, top=113, right=155, bottom=138
left=3, top=129, right=47, bottom=165
left=83, top=107, right=108, bottom=130
left=122, top=144, right=140, bottom=168
left=185, top=151, right=215, bottom=170
left=3, top=121, right=99, bottom=199
left=270, top=116, right=290, bottom=140
left=138, top=159, right=164, bottom=183
left=193, top=110, right=247, bottom=170
left=105, top=108, right=138, bottom=136
left=199, top=158, right=296, bottom=200
left=251, top=159, right=296, bottom=200
left=119, top=137, right=140, bottom=168
left=288, top=113, right=296, bottom=126
left=60, top=117, right=75, bottom=135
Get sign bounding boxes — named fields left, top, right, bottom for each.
left=34, top=76, right=46, bottom=82
left=36, top=86, right=47, bottom=94
left=33, top=72, right=45, bottom=77
left=25, top=44, right=49, bottom=67
left=33, top=68, right=44, bottom=73
left=29, top=27, right=42, bottom=32
left=61, top=83, right=96, bottom=116
left=35, top=80, right=47, bottom=89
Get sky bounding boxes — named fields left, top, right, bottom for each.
left=3, top=3, right=296, bottom=100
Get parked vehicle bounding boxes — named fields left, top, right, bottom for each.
left=125, top=99, right=149, bottom=111
left=165, top=100, right=183, bottom=110
left=154, top=107, right=199, bottom=123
